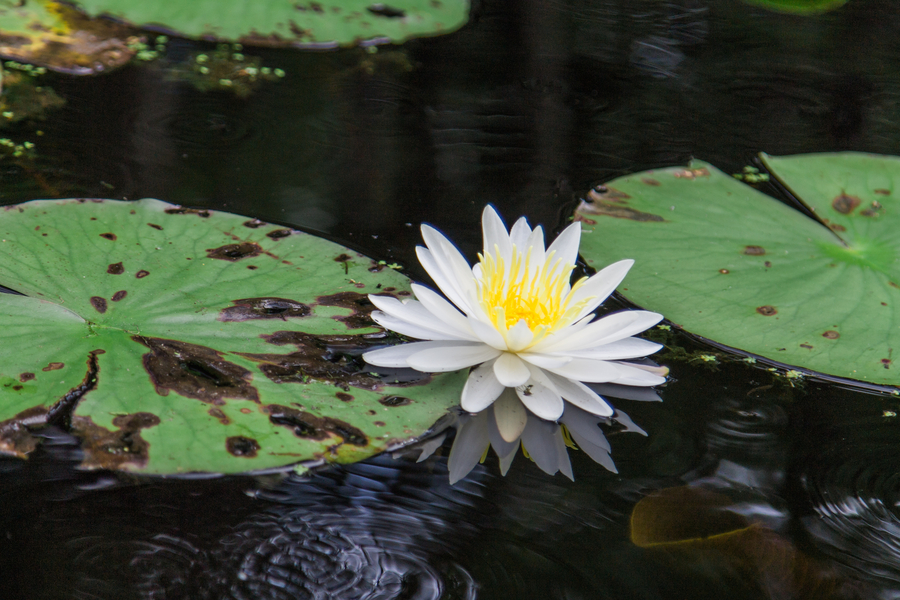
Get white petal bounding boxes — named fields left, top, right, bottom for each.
left=520, top=417, right=572, bottom=479
left=545, top=221, right=581, bottom=268
left=468, top=315, right=508, bottom=350
left=560, top=404, right=611, bottom=451
left=493, top=389, right=527, bottom=442
left=482, top=205, right=512, bottom=263
left=363, top=340, right=474, bottom=368
left=461, top=359, right=504, bottom=413
left=613, top=408, right=648, bottom=435
left=369, top=295, right=476, bottom=341
left=509, top=217, right=533, bottom=249
left=408, top=344, right=501, bottom=372
left=590, top=382, right=662, bottom=402
left=506, top=320, right=534, bottom=352
left=493, top=352, right=531, bottom=387
left=567, top=428, right=617, bottom=473
left=448, top=412, right=489, bottom=485
left=516, top=379, right=564, bottom=421
left=410, top=284, right=476, bottom=337
left=518, top=353, right=572, bottom=370
left=544, top=372, right=613, bottom=417
left=417, top=246, right=472, bottom=313
left=421, top=226, right=478, bottom=306
left=607, top=361, right=667, bottom=386
left=533, top=310, right=663, bottom=354
left=497, top=446, right=519, bottom=476
left=567, top=259, right=634, bottom=320
left=525, top=225, right=546, bottom=264
left=566, top=337, right=662, bottom=360
left=488, top=390, right=523, bottom=457
left=544, top=357, right=620, bottom=383
left=372, top=312, right=469, bottom=341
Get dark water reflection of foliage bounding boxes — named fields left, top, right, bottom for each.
left=2, top=0, right=900, bottom=597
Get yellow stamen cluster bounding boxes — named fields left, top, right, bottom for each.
left=476, top=244, right=594, bottom=341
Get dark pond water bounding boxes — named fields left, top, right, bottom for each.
left=2, top=0, right=900, bottom=597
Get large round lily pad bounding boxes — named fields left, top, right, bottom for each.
left=575, top=152, right=900, bottom=388
left=0, top=198, right=463, bottom=475
left=73, top=0, right=470, bottom=47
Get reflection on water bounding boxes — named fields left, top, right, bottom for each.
left=2, top=0, right=900, bottom=597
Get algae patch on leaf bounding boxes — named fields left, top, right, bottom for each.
left=0, top=198, right=463, bottom=474
left=576, top=152, right=900, bottom=389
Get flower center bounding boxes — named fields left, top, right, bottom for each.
left=476, top=245, right=593, bottom=339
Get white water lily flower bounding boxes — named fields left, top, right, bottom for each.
left=363, top=205, right=666, bottom=422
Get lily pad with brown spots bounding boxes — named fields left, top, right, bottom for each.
left=0, top=198, right=463, bottom=474
left=72, top=0, right=469, bottom=48
left=576, top=152, right=900, bottom=389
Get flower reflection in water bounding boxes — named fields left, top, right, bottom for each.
left=412, top=381, right=661, bottom=484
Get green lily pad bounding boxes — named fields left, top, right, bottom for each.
left=72, top=0, right=470, bottom=48
left=0, top=198, right=463, bottom=474
left=0, top=1, right=136, bottom=75
left=742, top=0, right=849, bottom=14
left=575, top=152, right=900, bottom=389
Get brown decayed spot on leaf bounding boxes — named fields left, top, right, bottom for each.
left=208, top=407, right=231, bottom=425
left=744, top=245, right=766, bottom=255
left=133, top=336, right=260, bottom=404
left=90, top=296, right=107, bottom=314
left=136, top=270, right=150, bottom=278
left=642, top=178, right=661, bottom=186
left=147, top=223, right=163, bottom=230
left=219, top=297, right=310, bottom=322
left=822, top=330, right=840, bottom=339
left=42, top=362, right=64, bottom=371
left=107, top=262, right=124, bottom=275
left=588, top=185, right=632, bottom=204
left=206, top=242, right=263, bottom=261
left=111, top=290, right=127, bottom=302
left=579, top=200, right=665, bottom=222
left=71, top=412, right=161, bottom=470
left=238, top=332, right=383, bottom=391
left=226, top=436, right=259, bottom=457
left=18, top=373, right=35, bottom=382
left=756, top=305, right=777, bottom=316
left=314, top=291, right=377, bottom=329
left=264, top=404, right=368, bottom=446
left=243, top=219, right=265, bottom=228
left=379, top=396, right=411, bottom=407
left=99, top=232, right=116, bottom=241
left=831, top=193, right=861, bottom=214
left=266, top=229, right=292, bottom=239
left=672, top=167, right=710, bottom=179
left=336, top=392, right=353, bottom=402
left=165, top=207, right=210, bottom=217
